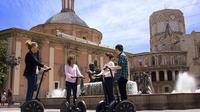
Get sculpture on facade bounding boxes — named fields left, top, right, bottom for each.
left=136, top=72, right=154, bottom=94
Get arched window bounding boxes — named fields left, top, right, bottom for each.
left=175, top=70, right=179, bottom=80
left=151, top=71, right=156, bottom=82
left=159, top=71, right=164, bottom=81
left=167, top=70, right=173, bottom=81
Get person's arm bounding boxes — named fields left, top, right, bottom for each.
left=29, top=53, right=44, bottom=67
left=64, top=65, right=73, bottom=78
left=109, top=66, right=121, bottom=70
left=95, top=70, right=104, bottom=76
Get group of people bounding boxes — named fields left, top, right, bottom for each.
left=24, top=40, right=129, bottom=105
left=98, top=44, right=129, bottom=103
left=0, top=89, right=13, bottom=107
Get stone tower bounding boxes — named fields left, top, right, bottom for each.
left=149, top=9, right=186, bottom=52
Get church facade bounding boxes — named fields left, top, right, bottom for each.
left=0, top=0, right=200, bottom=100
left=0, top=0, right=132, bottom=100
left=130, top=9, right=200, bottom=93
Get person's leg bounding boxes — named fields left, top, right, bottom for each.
left=8, top=97, right=11, bottom=107
left=66, top=81, right=72, bottom=103
left=105, top=77, right=115, bottom=103
left=72, top=82, right=77, bottom=104
left=118, top=78, right=128, bottom=101
left=33, top=75, right=37, bottom=91
left=26, top=76, right=35, bottom=101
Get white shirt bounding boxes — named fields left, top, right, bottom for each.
left=65, top=64, right=83, bottom=83
left=98, top=61, right=115, bottom=77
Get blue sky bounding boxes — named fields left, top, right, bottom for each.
left=0, top=0, right=200, bottom=53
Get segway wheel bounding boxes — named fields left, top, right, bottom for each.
left=77, top=100, right=87, bottom=112
left=96, top=100, right=106, bottom=112
left=20, top=102, right=28, bottom=112
left=115, top=100, right=136, bottom=112
left=108, top=100, right=118, bottom=112
left=21, top=100, right=44, bottom=112
left=60, top=101, right=70, bottom=112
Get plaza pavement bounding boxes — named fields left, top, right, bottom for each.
left=1, top=108, right=200, bottom=112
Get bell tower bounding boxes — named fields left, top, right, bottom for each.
left=149, top=9, right=185, bottom=52
left=61, top=0, right=75, bottom=12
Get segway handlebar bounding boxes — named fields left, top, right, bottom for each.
left=44, top=67, right=51, bottom=72
left=103, top=66, right=109, bottom=70
left=103, top=66, right=114, bottom=78
left=71, top=76, right=85, bottom=79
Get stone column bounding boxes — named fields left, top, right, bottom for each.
left=128, top=62, right=131, bottom=80
left=49, top=47, right=55, bottom=92
left=13, top=41, right=21, bottom=95
left=156, top=71, right=159, bottom=82
left=88, top=54, right=92, bottom=65
left=164, top=70, right=168, bottom=81
left=7, top=38, right=13, bottom=90
left=100, top=56, right=104, bottom=69
left=172, top=70, right=176, bottom=81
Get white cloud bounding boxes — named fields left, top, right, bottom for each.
left=75, top=0, right=200, bottom=53
left=1, top=0, right=199, bottom=53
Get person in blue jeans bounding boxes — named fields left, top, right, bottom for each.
left=23, top=40, right=48, bottom=101
left=114, top=44, right=129, bottom=101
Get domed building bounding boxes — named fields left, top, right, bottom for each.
left=0, top=0, right=131, bottom=99
left=30, top=0, right=102, bottom=44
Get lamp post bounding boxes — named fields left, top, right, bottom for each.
left=6, top=55, right=21, bottom=90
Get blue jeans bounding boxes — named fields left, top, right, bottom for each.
left=118, top=78, right=128, bottom=100
left=25, top=75, right=37, bottom=101
left=104, top=77, right=115, bottom=103
left=66, top=81, right=77, bottom=104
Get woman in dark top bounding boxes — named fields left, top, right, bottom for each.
left=23, top=40, right=48, bottom=101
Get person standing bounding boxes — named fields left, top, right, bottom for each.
left=7, top=89, right=13, bottom=107
left=23, top=40, right=49, bottom=101
left=114, top=44, right=129, bottom=101
left=1, top=90, right=6, bottom=106
left=65, top=56, right=83, bottom=104
left=97, top=53, right=115, bottom=103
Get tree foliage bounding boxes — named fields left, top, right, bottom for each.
left=0, top=39, right=8, bottom=87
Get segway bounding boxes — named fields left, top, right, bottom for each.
left=60, top=76, right=87, bottom=112
left=96, top=66, right=136, bottom=112
left=21, top=68, right=51, bottom=112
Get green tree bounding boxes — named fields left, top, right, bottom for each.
left=0, top=39, right=8, bottom=88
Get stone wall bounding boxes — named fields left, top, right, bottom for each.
left=40, top=93, right=200, bottom=110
